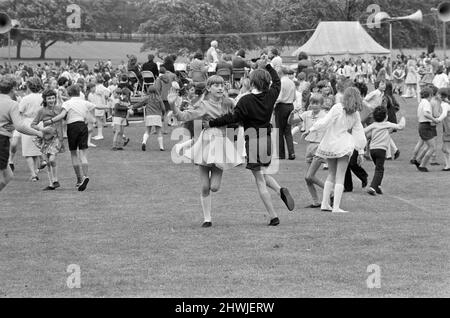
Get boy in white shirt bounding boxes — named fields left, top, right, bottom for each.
left=365, top=106, right=405, bottom=195
left=436, top=88, right=450, bottom=171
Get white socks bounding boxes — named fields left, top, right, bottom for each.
left=321, top=181, right=334, bottom=210
left=158, top=137, right=164, bottom=150
left=200, top=195, right=212, bottom=222
left=332, top=184, right=348, bottom=213
left=142, top=133, right=149, bottom=145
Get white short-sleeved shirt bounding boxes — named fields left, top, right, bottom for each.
left=417, top=99, right=433, bottom=123
left=18, top=93, right=43, bottom=119
left=62, top=97, right=96, bottom=124
left=91, top=84, right=111, bottom=107
left=301, top=110, right=327, bottom=143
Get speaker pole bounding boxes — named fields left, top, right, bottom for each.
left=8, top=30, right=11, bottom=73
left=444, top=21, right=447, bottom=60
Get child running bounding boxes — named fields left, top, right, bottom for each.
left=436, top=88, right=450, bottom=171
left=206, top=58, right=295, bottom=226
left=43, top=85, right=97, bottom=191
left=288, top=93, right=327, bottom=208
left=131, top=85, right=166, bottom=152
left=364, top=106, right=406, bottom=196
left=31, top=89, right=64, bottom=190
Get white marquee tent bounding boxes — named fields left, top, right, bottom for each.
left=292, top=21, right=390, bottom=59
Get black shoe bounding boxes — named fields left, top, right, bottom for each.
left=386, top=157, right=393, bottom=161
left=202, top=222, right=212, bottom=228
left=116, top=147, right=124, bottom=151
left=442, top=168, right=450, bottom=171
left=9, top=163, right=14, bottom=172
left=53, top=181, right=61, bottom=189
left=367, top=187, right=377, bottom=196
left=123, top=138, right=130, bottom=147
left=430, top=162, right=441, bottom=166
left=269, top=218, right=280, bottom=226
left=39, top=161, right=48, bottom=170
left=141, top=144, right=146, bottom=151
left=43, top=186, right=56, bottom=191
left=362, top=178, right=368, bottom=188
left=305, top=204, right=321, bottom=209
left=394, top=150, right=400, bottom=160
left=280, top=188, right=295, bottom=211
left=330, top=194, right=334, bottom=208
left=288, top=154, right=296, bottom=160
left=414, top=161, right=421, bottom=169
left=418, top=167, right=429, bottom=172
left=375, top=187, right=383, bottom=195
left=77, top=177, right=90, bottom=192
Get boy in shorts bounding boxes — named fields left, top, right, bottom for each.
left=44, top=85, right=96, bottom=191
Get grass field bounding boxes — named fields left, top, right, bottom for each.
left=1, top=97, right=449, bottom=298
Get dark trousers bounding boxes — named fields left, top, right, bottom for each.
left=344, top=150, right=368, bottom=191
left=274, top=103, right=295, bottom=159
left=370, top=149, right=386, bottom=190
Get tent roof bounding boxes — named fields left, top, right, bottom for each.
left=292, top=21, right=390, bottom=59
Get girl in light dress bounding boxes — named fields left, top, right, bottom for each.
left=169, top=75, right=243, bottom=228
left=305, top=87, right=367, bottom=213
left=404, top=59, right=418, bottom=99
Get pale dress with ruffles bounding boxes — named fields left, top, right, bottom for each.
left=308, top=103, right=367, bottom=159
left=173, top=98, right=245, bottom=170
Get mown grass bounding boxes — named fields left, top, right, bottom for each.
left=0, top=97, right=449, bottom=298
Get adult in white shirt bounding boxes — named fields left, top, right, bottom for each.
left=432, top=67, right=449, bottom=89
left=269, top=48, right=283, bottom=73
left=206, top=40, right=219, bottom=75
left=44, top=85, right=97, bottom=191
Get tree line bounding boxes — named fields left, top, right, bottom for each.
left=0, top=0, right=445, bottom=59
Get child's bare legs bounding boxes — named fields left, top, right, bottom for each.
left=199, top=165, right=223, bottom=226
left=113, top=125, right=124, bottom=148
left=420, top=138, right=437, bottom=169
left=8, top=135, right=19, bottom=168
left=155, top=126, right=164, bottom=150
left=94, top=117, right=104, bottom=139
left=251, top=170, right=278, bottom=221
left=411, top=139, right=424, bottom=162
left=70, top=150, right=83, bottom=185
left=26, top=156, right=38, bottom=179
left=142, top=126, right=152, bottom=148
left=305, top=158, right=324, bottom=206
left=443, top=142, right=450, bottom=169
left=321, top=159, right=336, bottom=211
left=0, top=167, right=13, bottom=192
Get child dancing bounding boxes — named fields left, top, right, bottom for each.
left=31, top=89, right=64, bottom=190
left=305, top=87, right=367, bottom=213
left=206, top=58, right=295, bottom=226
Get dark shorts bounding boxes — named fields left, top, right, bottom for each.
left=418, top=122, right=437, bottom=141
left=245, top=129, right=272, bottom=171
left=67, top=121, right=89, bottom=151
left=0, top=135, right=10, bottom=170
left=163, top=100, right=171, bottom=113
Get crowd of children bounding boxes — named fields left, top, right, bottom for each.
left=2, top=46, right=450, bottom=227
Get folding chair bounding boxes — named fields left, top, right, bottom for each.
left=127, top=71, right=140, bottom=95
left=141, top=71, right=155, bottom=93
left=217, top=68, right=232, bottom=83
left=232, top=68, right=247, bottom=88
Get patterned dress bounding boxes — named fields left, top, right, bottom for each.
left=32, top=107, right=64, bottom=156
